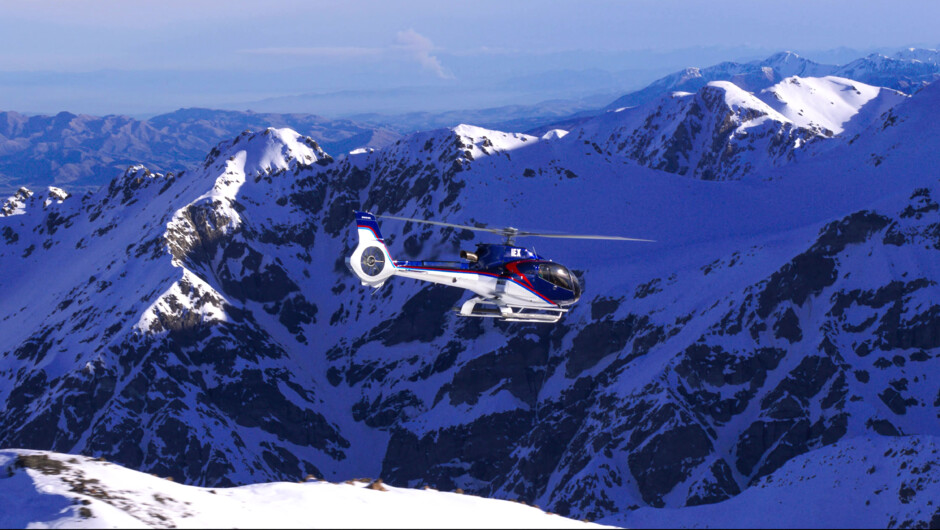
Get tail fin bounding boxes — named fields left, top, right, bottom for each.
left=354, top=210, right=385, bottom=244
left=346, top=211, right=396, bottom=287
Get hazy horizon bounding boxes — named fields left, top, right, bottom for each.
left=0, top=0, right=937, bottom=117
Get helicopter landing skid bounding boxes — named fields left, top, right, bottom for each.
left=456, top=297, right=566, bottom=324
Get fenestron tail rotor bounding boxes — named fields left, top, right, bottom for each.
left=374, top=214, right=655, bottom=245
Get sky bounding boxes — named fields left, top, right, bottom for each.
left=0, top=0, right=937, bottom=116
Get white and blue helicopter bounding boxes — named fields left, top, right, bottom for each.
left=346, top=211, right=653, bottom=323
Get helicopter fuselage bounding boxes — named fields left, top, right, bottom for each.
left=394, top=243, right=581, bottom=309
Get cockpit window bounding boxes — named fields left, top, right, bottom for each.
left=538, top=263, right=573, bottom=290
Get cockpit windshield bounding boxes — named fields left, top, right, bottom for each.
left=538, top=263, right=574, bottom=291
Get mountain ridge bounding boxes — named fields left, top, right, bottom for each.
left=603, top=49, right=940, bottom=113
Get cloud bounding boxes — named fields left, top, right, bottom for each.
left=393, top=29, right=455, bottom=79
left=240, top=29, right=455, bottom=79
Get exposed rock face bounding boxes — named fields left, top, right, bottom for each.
left=1, top=106, right=939, bottom=525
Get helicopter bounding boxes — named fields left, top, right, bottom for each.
left=346, top=211, right=654, bottom=323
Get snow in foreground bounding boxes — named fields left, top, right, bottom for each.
left=0, top=450, right=612, bottom=529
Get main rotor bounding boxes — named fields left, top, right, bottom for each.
left=375, top=214, right=655, bottom=246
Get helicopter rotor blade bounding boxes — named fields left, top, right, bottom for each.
left=374, top=214, right=507, bottom=235
left=374, top=214, right=654, bottom=242
left=517, top=232, right=656, bottom=242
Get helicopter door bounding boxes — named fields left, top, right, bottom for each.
left=538, top=263, right=573, bottom=291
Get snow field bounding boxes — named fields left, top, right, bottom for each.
left=0, top=450, right=612, bottom=529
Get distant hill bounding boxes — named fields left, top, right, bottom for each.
left=0, top=108, right=400, bottom=194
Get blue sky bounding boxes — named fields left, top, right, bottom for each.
left=0, top=0, right=937, bottom=115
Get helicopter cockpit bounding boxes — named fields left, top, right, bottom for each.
left=537, top=262, right=581, bottom=301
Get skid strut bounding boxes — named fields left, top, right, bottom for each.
left=456, top=297, right=566, bottom=323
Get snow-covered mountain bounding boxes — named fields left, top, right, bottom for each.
left=603, top=50, right=940, bottom=114
left=568, top=76, right=907, bottom=180
left=0, top=450, right=605, bottom=528
left=1, top=78, right=940, bottom=525
left=604, top=52, right=836, bottom=111
left=574, top=81, right=815, bottom=180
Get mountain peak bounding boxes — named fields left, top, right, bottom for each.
left=764, top=50, right=802, bottom=63
left=370, top=123, right=537, bottom=172
left=450, top=123, right=537, bottom=153
left=758, top=51, right=831, bottom=78
left=206, top=127, right=331, bottom=178
left=100, top=164, right=172, bottom=207
left=702, top=80, right=783, bottom=119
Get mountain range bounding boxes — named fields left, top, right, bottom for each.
left=3, top=48, right=939, bottom=196
left=0, top=109, right=400, bottom=194
left=1, top=48, right=940, bottom=527
left=604, top=49, right=940, bottom=111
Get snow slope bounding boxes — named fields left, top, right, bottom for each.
left=757, top=76, right=907, bottom=137
left=606, top=436, right=939, bottom=529
left=0, top=450, right=608, bottom=529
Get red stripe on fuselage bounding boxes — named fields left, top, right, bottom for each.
left=505, top=261, right=538, bottom=291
